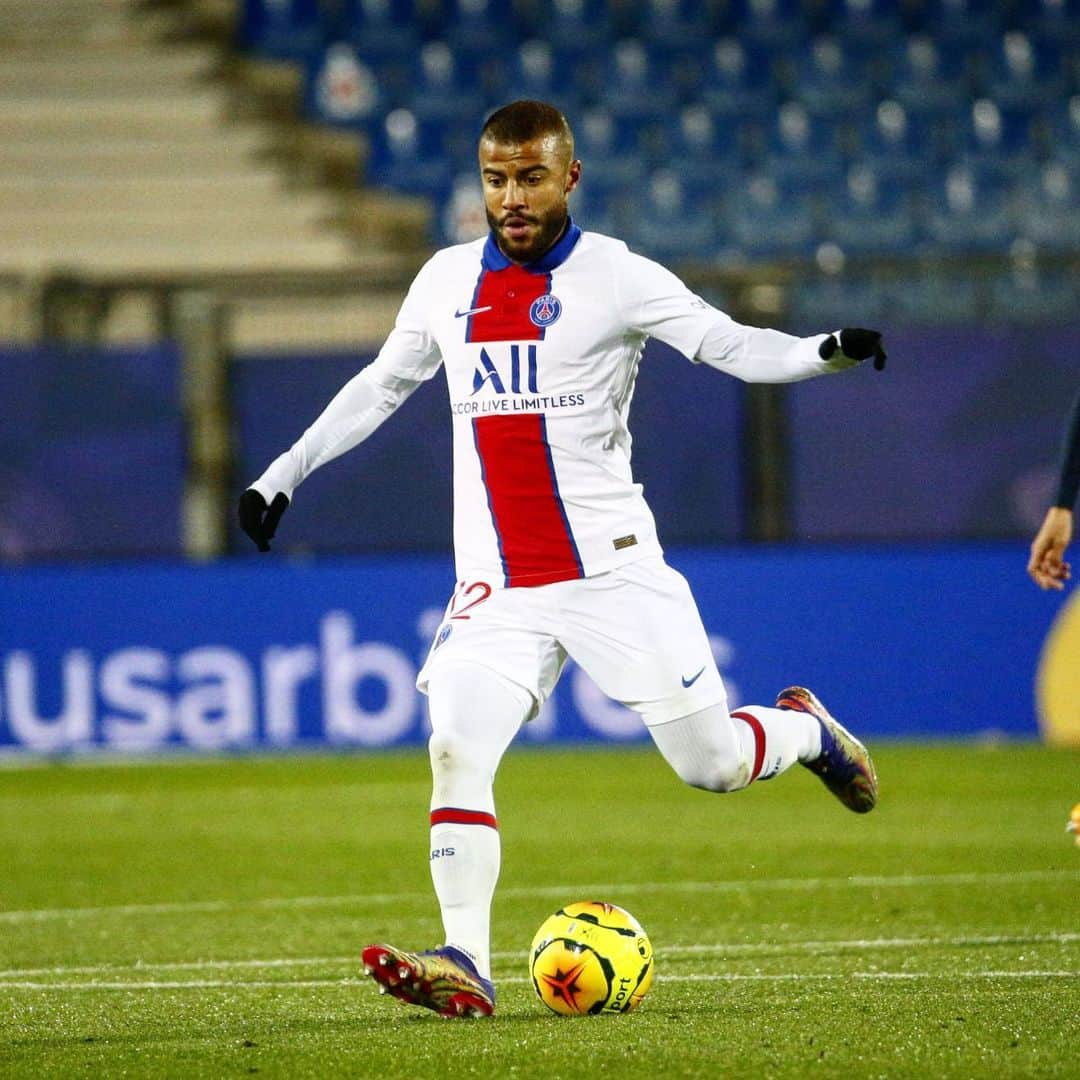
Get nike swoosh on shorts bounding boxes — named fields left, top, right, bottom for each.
left=681, top=667, right=706, bottom=688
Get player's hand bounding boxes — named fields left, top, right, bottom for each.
left=238, top=489, right=290, bottom=552
left=819, top=328, right=887, bottom=371
left=1027, top=506, right=1073, bottom=591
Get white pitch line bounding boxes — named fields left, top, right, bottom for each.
left=2, top=932, right=1076, bottom=981
left=1, top=971, right=1077, bottom=992
left=3, top=868, right=1078, bottom=924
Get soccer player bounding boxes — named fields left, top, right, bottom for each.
left=239, top=100, right=886, bottom=1019
left=1028, top=388, right=1080, bottom=591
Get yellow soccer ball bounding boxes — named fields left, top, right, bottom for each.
left=529, top=901, right=655, bottom=1016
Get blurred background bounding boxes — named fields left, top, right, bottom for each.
left=1, top=0, right=1078, bottom=754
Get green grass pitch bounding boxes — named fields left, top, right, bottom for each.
left=2, top=742, right=1078, bottom=1078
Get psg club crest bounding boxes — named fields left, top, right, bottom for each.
left=529, top=294, right=562, bottom=327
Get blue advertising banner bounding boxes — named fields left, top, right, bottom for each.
left=0, top=545, right=1062, bottom=754
left=0, top=344, right=183, bottom=561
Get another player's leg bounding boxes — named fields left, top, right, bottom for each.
left=362, top=661, right=532, bottom=1017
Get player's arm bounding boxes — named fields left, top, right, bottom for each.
left=614, top=248, right=884, bottom=383
left=239, top=261, right=444, bottom=552
left=1028, top=388, right=1080, bottom=590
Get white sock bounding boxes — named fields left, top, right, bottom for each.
left=730, top=705, right=822, bottom=781
left=428, top=817, right=501, bottom=979
left=425, top=663, right=533, bottom=981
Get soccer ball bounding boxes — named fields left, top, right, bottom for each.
left=529, top=901, right=655, bottom=1016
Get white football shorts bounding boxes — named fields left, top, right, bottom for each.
left=416, top=555, right=728, bottom=726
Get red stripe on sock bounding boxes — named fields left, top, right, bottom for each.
left=731, top=710, right=767, bottom=783
left=430, top=807, right=498, bottom=830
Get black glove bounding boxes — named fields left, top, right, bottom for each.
left=818, top=328, right=887, bottom=371
left=238, top=489, right=289, bottom=552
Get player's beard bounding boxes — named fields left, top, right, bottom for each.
left=487, top=205, right=569, bottom=264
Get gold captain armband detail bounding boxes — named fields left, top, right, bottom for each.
left=612, top=534, right=638, bottom=551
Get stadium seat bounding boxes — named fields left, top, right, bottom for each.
left=623, top=170, right=718, bottom=262
left=638, top=0, right=713, bottom=51
left=365, top=107, right=454, bottom=204
left=347, top=0, right=419, bottom=63
left=603, top=39, right=678, bottom=121
left=890, top=33, right=969, bottom=121
left=826, top=164, right=917, bottom=256
left=854, top=99, right=935, bottom=185
left=699, top=37, right=778, bottom=123
left=304, top=43, right=383, bottom=130
left=824, top=0, right=904, bottom=52
left=955, top=98, right=1034, bottom=186
left=408, top=41, right=485, bottom=125
left=664, top=104, right=743, bottom=188
left=792, top=34, right=874, bottom=120
left=760, top=101, right=845, bottom=191
left=238, top=0, right=324, bottom=62
left=573, top=107, right=648, bottom=201
left=979, top=31, right=1066, bottom=112
left=922, top=164, right=1015, bottom=252
left=497, top=39, right=579, bottom=116
left=725, top=172, right=817, bottom=258
left=1015, top=161, right=1080, bottom=252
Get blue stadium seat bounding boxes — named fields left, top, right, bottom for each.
left=955, top=98, right=1034, bottom=186
left=408, top=41, right=485, bottom=125
left=497, top=40, right=579, bottom=116
left=825, top=164, right=917, bottom=256
left=890, top=33, right=970, bottom=121
left=238, top=0, right=324, bottom=61
left=911, top=0, right=1001, bottom=49
left=854, top=99, right=935, bottom=185
left=1015, top=162, right=1080, bottom=252
left=443, top=0, right=518, bottom=67
left=638, top=0, right=713, bottom=51
left=664, top=105, right=743, bottom=188
left=623, top=170, right=719, bottom=262
left=365, top=108, right=455, bottom=203
left=304, top=42, right=383, bottom=130
left=725, top=172, right=818, bottom=258
left=699, top=37, right=778, bottom=123
left=1047, top=95, right=1080, bottom=166
left=922, top=164, right=1015, bottom=253
left=602, top=39, right=678, bottom=122
left=543, top=0, right=613, bottom=64
left=979, top=31, right=1067, bottom=113
left=760, top=101, right=845, bottom=191
left=573, top=107, right=648, bottom=201
left=789, top=275, right=891, bottom=332
left=792, top=34, right=874, bottom=120
left=347, top=0, right=419, bottom=64
left=1022, top=0, right=1080, bottom=49
left=726, top=0, right=809, bottom=52
left=822, top=0, right=904, bottom=51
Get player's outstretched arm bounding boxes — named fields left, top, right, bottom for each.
left=818, top=328, right=887, bottom=372
left=1028, top=507, right=1073, bottom=591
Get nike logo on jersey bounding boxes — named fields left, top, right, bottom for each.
left=455, top=305, right=493, bottom=318
left=681, top=667, right=706, bottom=688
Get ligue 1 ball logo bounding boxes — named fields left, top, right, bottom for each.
left=529, top=293, right=562, bottom=327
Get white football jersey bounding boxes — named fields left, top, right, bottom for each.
left=253, top=222, right=836, bottom=587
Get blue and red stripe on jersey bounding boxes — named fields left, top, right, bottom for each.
left=466, top=222, right=585, bottom=588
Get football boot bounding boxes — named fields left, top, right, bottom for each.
left=776, top=686, right=878, bottom=813
left=361, top=943, right=495, bottom=1018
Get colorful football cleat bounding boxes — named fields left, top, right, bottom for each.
left=360, top=943, right=496, bottom=1018
left=776, top=686, right=878, bottom=813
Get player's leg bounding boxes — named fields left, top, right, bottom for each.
left=647, top=699, right=822, bottom=792
left=362, top=661, right=531, bottom=1017
left=558, top=557, right=877, bottom=810
left=425, top=660, right=532, bottom=979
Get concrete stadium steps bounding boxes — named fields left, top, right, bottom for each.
left=0, top=135, right=274, bottom=180
left=0, top=176, right=335, bottom=217
left=3, top=236, right=359, bottom=277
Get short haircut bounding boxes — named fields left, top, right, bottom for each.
left=480, top=100, right=575, bottom=156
